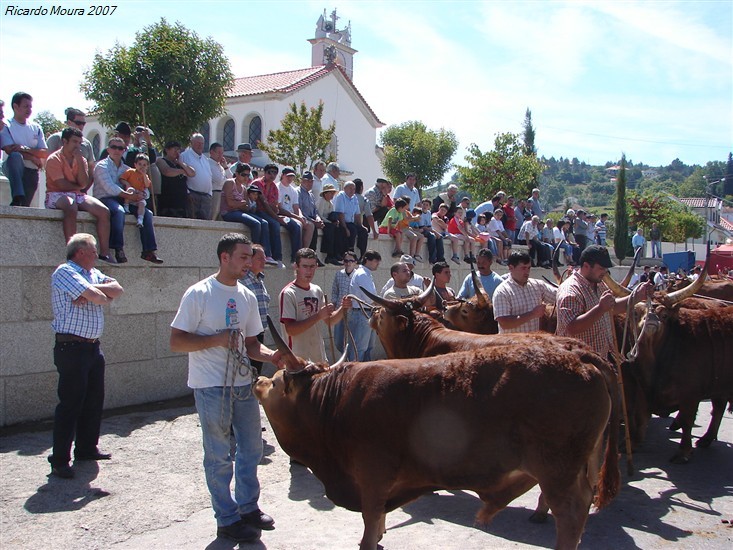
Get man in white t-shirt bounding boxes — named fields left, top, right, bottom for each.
left=208, top=142, right=229, bottom=220
left=170, top=233, right=281, bottom=543
left=382, top=261, right=422, bottom=300
left=279, top=248, right=350, bottom=363
left=278, top=166, right=314, bottom=250
left=180, top=133, right=213, bottom=219
left=0, top=91, right=49, bottom=206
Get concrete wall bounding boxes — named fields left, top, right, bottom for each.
left=0, top=205, right=476, bottom=426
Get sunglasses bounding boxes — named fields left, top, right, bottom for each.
left=108, top=145, right=125, bottom=151
left=72, top=120, right=86, bottom=127
left=343, top=259, right=356, bottom=264
left=236, top=170, right=251, bottom=175
left=266, top=169, right=278, bottom=175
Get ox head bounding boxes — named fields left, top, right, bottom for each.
left=443, top=264, right=499, bottom=334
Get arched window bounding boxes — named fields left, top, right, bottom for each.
left=223, top=119, right=235, bottom=151
left=248, top=116, right=262, bottom=148
left=91, top=134, right=101, bottom=160
left=199, top=122, right=210, bottom=150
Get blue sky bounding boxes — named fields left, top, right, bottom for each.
left=1, top=0, right=731, bottom=170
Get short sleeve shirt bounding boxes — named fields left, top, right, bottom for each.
left=556, top=272, right=614, bottom=357
left=51, top=261, right=110, bottom=339
left=493, top=276, right=556, bottom=333
left=45, top=149, right=88, bottom=192
left=278, top=183, right=299, bottom=214
left=333, top=191, right=359, bottom=223
left=279, top=282, right=327, bottom=363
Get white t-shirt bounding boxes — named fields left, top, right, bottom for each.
left=381, top=273, right=425, bottom=295
left=179, top=147, right=213, bottom=194
left=553, top=227, right=564, bottom=243
left=208, top=157, right=227, bottom=192
left=383, top=285, right=421, bottom=300
left=0, top=118, right=47, bottom=169
left=278, top=183, right=299, bottom=214
left=279, top=281, right=327, bottom=363
left=488, top=218, right=505, bottom=238
left=171, top=275, right=262, bottom=388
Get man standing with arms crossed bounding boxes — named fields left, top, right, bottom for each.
left=48, top=233, right=123, bottom=479
left=240, top=244, right=271, bottom=376
left=170, top=233, right=281, bottom=543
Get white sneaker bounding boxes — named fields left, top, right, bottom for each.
left=265, top=256, right=279, bottom=266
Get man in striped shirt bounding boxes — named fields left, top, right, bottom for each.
left=48, top=233, right=124, bottom=479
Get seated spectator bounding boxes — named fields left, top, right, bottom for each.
left=382, top=261, right=422, bottom=300
left=316, top=183, right=343, bottom=265
left=93, top=137, right=163, bottom=264
left=431, top=183, right=459, bottom=219
left=1, top=92, right=49, bottom=206
left=156, top=141, right=193, bottom=218
left=431, top=203, right=450, bottom=237
left=399, top=197, right=425, bottom=261
left=253, top=164, right=300, bottom=265
left=119, top=154, right=153, bottom=227
left=488, top=208, right=512, bottom=264
left=422, top=261, right=456, bottom=313
left=278, top=166, right=314, bottom=250
left=46, top=108, right=96, bottom=184
left=364, top=178, right=393, bottom=225
left=334, top=180, right=368, bottom=261
left=553, top=219, right=575, bottom=266
left=379, top=197, right=411, bottom=258
left=518, top=215, right=550, bottom=268
left=654, top=266, right=669, bottom=290
left=44, top=127, right=112, bottom=259
left=220, top=163, right=278, bottom=266
left=419, top=198, right=445, bottom=264
left=447, top=207, right=479, bottom=264
left=457, top=248, right=504, bottom=299
left=298, top=171, right=325, bottom=260
left=354, top=178, right=379, bottom=240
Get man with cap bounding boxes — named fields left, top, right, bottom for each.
left=297, top=170, right=325, bottom=264
left=98, top=122, right=132, bottom=161
left=556, top=245, right=652, bottom=358
left=323, top=162, right=341, bottom=191
left=230, top=144, right=253, bottom=176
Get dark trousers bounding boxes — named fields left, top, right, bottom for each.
left=423, top=229, right=445, bottom=263
left=342, top=222, right=368, bottom=259
left=100, top=197, right=158, bottom=252
left=321, top=222, right=345, bottom=259
left=50, top=341, right=106, bottom=466
left=249, top=332, right=265, bottom=375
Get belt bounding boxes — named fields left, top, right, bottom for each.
left=188, top=188, right=211, bottom=197
left=55, top=333, right=99, bottom=344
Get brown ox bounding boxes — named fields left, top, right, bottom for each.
left=666, top=277, right=733, bottom=303
left=256, top=318, right=620, bottom=550
left=604, top=261, right=733, bottom=463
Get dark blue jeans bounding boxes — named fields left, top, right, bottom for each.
left=2, top=152, right=38, bottom=205
left=50, top=340, right=105, bottom=466
left=222, top=211, right=272, bottom=257
left=254, top=212, right=283, bottom=261
left=422, top=229, right=445, bottom=263
left=100, top=197, right=158, bottom=252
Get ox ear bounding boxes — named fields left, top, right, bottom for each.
left=396, top=314, right=410, bottom=332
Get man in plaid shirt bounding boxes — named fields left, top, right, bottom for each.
left=48, top=233, right=124, bottom=479
left=556, top=245, right=652, bottom=357
left=240, top=244, right=270, bottom=374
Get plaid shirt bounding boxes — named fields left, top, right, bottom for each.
left=240, top=270, right=270, bottom=330
left=556, top=271, right=614, bottom=357
left=331, top=268, right=354, bottom=306
left=493, top=276, right=556, bottom=333
left=51, top=261, right=111, bottom=339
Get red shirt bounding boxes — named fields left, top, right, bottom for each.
left=253, top=177, right=279, bottom=209
left=502, top=204, right=517, bottom=230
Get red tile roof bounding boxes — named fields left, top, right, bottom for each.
left=721, top=217, right=733, bottom=231
left=228, top=64, right=383, bottom=126
left=678, top=197, right=721, bottom=208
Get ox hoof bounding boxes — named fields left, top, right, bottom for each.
left=696, top=436, right=716, bottom=448
left=528, top=511, right=549, bottom=524
left=670, top=452, right=691, bottom=464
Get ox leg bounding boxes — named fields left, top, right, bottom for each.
left=541, top=476, right=594, bottom=550
left=359, top=507, right=386, bottom=550
left=697, top=399, right=727, bottom=448
left=475, top=474, right=537, bottom=525
left=668, top=411, right=682, bottom=432
left=529, top=492, right=550, bottom=524
left=670, top=403, right=699, bottom=464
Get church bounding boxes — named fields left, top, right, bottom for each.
left=84, top=8, right=385, bottom=185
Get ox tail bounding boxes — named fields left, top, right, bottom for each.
left=594, top=369, right=621, bottom=509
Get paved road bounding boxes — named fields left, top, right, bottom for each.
left=1, top=398, right=731, bottom=549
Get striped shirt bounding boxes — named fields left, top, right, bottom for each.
left=493, top=276, right=556, bottom=333
left=556, top=272, right=614, bottom=357
left=51, top=261, right=112, bottom=339
left=331, top=269, right=354, bottom=306
left=240, top=270, right=270, bottom=330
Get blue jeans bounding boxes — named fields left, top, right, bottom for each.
left=346, top=309, right=375, bottom=361
left=100, top=197, right=158, bottom=252
left=651, top=240, right=662, bottom=258
left=422, top=229, right=445, bottom=263
left=2, top=152, right=38, bottom=205
left=194, top=385, right=262, bottom=527
left=222, top=211, right=272, bottom=257
left=282, top=218, right=302, bottom=262
left=255, top=212, right=283, bottom=261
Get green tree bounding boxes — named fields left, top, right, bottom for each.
left=457, top=132, right=544, bottom=202
left=613, top=154, right=630, bottom=262
left=35, top=110, right=64, bottom=137
left=81, top=18, right=233, bottom=145
left=380, top=121, right=458, bottom=188
left=522, top=108, right=536, bottom=156
left=258, top=101, right=336, bottom=176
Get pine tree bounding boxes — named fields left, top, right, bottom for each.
left=614, top=154, right=629, bottom=262
left=522, top=108, right=536, bottom=156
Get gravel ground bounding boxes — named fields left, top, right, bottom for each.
left=1, top=397, right=731, bottom=550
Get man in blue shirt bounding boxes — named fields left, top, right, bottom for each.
left=334, top=180, right=367, bottom=260
left=458, top=248, right=504, bottom=299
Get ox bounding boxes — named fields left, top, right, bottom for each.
left=604, top=264, right=733, bottom=463
left=256, top=317, right=620, bottom=550
left=667, top=277, right=733, bottom=303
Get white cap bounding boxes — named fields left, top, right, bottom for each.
left=400, top=254, right=416, bottom=265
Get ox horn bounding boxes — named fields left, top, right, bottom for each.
left=330, top=345, right=349, bottom=369
left=620, top=247, right=642, bottom=288
left=552, top=242, right=564, bottom=284
left=470, top=263, right=487, bottom=307
left=416, top=277, right=436, bottom=307
left=360, top=286, right=400, bottom=311
left=266, top=315, right=299, bottom=370
left=662, top=246, right=710, bottom=306
left=603, top=272, right=631, bottom=297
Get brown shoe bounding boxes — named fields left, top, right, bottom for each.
left=115, top=248, right=128, bottom=263
left=141, top=251, right=164, bottom=264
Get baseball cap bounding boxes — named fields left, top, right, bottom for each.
left=237, top=143, right=252, bottom=151
left=114, top=122, right=132, bottom=135
left=302, top=171, right=314, bottom=180
left=580, top=245, right=613, bottom=268
left=281, top=166, right=296, bottom=176
left=400, top=254, right=416, bottom=266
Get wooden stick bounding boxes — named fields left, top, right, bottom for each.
left=325, top=293, right=336, bottom=362
left=141, top=102, right=157, bottom=215
left=610, top=312, right=635, bottom=476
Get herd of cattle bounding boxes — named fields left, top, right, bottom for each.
left=253, top=252, right=733, bottom=550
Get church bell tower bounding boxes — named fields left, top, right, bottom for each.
left=309, top=8, right=357, bottom=79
